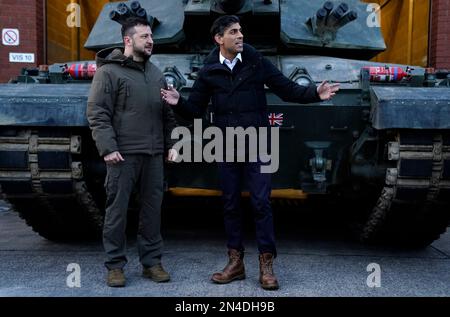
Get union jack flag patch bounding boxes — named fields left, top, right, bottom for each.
left=268, top=113, right=284, bottom=126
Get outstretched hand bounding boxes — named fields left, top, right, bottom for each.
left=317, top=81, right=340, bottom=101
left=161, top=85, right=180, bottom=106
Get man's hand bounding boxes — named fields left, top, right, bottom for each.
left=104, top=151, right=125, bottom=165
left=317, top=81, right=340, bottom=101
left=167, top=149, right=179, bottom=163
left=161, top=85, right=180, bottom=106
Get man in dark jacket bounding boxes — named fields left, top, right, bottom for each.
left=161, top=15, right=339, bottom=290
left=87, top=17, right=178, bottom=287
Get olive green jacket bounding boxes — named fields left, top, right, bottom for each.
left=87, top=47, right=177, bottom=157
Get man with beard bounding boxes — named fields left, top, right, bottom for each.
left=161, top=15, right=339, bottom=290
left=87, top=17, right=178, bottom=287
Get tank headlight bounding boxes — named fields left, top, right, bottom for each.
left=295, top=75, right=313, bottom=87
left=288, top=67, right=314, bottom=87
left=164, top=75, right=178, bottom=89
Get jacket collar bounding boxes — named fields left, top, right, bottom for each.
left=204, top=44, right=261, bottom=68
left=219, top=52, right=242, bottom=65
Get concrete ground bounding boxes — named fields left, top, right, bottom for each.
left=0, top=199, right=449, bottom=298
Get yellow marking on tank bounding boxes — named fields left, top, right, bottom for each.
left=168, top=188, right=308, bottom=200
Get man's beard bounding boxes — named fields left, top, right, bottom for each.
left=132, top=43, right=151, bottom=60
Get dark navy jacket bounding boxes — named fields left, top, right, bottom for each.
left=177, top=44, right=321, bottom=128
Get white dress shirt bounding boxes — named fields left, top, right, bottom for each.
left=219, top=52, right=242, bottom=71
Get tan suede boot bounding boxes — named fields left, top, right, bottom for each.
left=142, top=264, right=171, bottom=283
left=107, top=269, right=126, bottom=287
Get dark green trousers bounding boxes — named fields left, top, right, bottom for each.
left=103, top=154, right=164, bottom=270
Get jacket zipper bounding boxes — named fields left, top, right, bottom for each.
left=144, top=67, right=153, bottom=153
left=143, top=67, right=148, bottom=83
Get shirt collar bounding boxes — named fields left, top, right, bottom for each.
left=219, top=52, right=242, bottom=65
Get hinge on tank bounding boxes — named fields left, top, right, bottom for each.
left=305, top=142, right=332, bottom=192
left=188, top=55, right=204, bottom=81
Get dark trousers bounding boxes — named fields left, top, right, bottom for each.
left=217, top=161, right=277, bottom=256
left=103, top=154, right=164, bottom=270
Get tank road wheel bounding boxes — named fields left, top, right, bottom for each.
left=0, top=130, right=104, bottom=241
left=359, top=132, right=450, bottom=248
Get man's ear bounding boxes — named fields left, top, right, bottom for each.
left=214, top=34, right=223, bottom=46
left=123, top=35, right=132, bottom=47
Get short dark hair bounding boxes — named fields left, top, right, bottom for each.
left=121, top=17, right=151, bottom=39
left=210, top=15, right=240, bottom=40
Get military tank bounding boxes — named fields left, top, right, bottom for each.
left=1, top=0, right=449, bottom=246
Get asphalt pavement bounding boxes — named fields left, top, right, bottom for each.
left=0, top=199, right=449, bottom=298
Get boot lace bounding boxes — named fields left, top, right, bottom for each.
left=261, top=258, right=273, bottom=275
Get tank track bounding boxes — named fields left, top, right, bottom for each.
left=360, top=132, right=450, bottom=247
left=0, top=130, right=103, bottom=241
left=1, top=130, right=448, bottom=246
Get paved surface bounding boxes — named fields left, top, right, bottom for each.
left=0, top=199, right=449, bottom=297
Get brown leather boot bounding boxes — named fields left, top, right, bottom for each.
left=259, top=253, right=279, bottom=290
left=211, top=249, right=245, bottom=284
